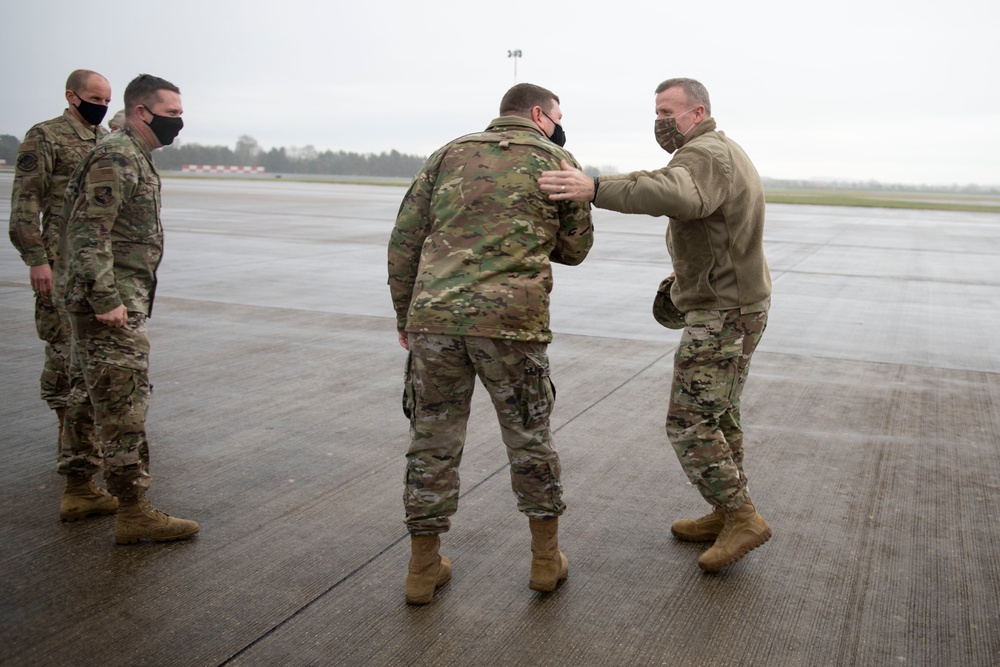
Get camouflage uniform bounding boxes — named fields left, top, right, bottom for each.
left=8, top=110, right=108, bottom=409
left=595, top=117, right=771, bottom=510
left=667, top=304, right=768, bottom=508
left=388, top=116, right=593, bottom=535
left=57, top=124, right=163, bottom=498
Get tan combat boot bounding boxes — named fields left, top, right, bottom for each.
left=405, top=534, right=451, bottom=605
left=114, top=495, right=199, bottom=544
left=671, top=506, right=725, bottom=542
left=60, top=475, right=119, bottom=521
left=529, top=517, right=568, bottom=592
left=697, top=499, right=771, bottom=572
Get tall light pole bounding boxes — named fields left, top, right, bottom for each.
left=508, top=49, right=522, bottom=82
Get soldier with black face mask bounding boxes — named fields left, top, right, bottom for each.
left=389, top=82, right=592, bottom=604
left=8, top=69, right=112, bottom=519
left=59, top=73, right=198, bottom=546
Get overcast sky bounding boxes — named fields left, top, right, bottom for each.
left=4, top=0, right=998, bottom=186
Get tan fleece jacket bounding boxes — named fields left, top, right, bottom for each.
left=595, top=118, right=771, bottom=313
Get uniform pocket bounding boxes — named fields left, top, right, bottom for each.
left=673, top=310, right=744, bottom=409
left=520, top=353, right=556, bottom=429
left=84, top=315, right=150, bottom=371
left=35, top=292, right=65, bottom=343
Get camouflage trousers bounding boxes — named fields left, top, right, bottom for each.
left=34, top=287, right=72, bottom=409
left=402, top=333, right=563, bottom=535
left=666, top=304, right=768, bottom=510
left=58, top=312, right=152, bottom=498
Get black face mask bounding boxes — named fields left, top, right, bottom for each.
left=73, top=93, right=109, bottom=126
left=145, top=110, right=184, bottom=146
left=548, top=122, right=566, bottom=147
left=542, top=110, right=567, bottom=147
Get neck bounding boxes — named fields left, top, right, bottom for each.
left=126, top=118, right=160, bottom=151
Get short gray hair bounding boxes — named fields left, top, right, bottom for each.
left=655, top=78, right=711, bottom=116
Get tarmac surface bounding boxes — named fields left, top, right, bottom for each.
left=1, top=172, right=998, bottom=666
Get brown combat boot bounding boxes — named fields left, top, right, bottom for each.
left=671, top=506, right=726, bottom=542
left=405, top=534, right=451, bottom=605
left=529, top=518, right=568, bottom=592
left=60, top=475, right=119, bottom=521
left=697, top=499, right=771, bottom=572
left=115, top=495, right=199, bottom=544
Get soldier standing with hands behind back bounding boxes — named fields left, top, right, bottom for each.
left=59, top=73, right=198, bottom=544
left=8, top=69, right=114, bottom=521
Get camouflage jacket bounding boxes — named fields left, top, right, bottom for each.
left=595, top=118, right=771, bottom=313
left=388, top=116, right=594, bottom=343
left=8, top=110, right=108, bottom=267
left=61, top=124, right=163, bottom=316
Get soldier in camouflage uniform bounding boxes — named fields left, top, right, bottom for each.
left=540, top=78, right=773, bottom=572
left=388, top=83, right=593, bottom=603
left=60, top=74, right=198, bottom=544
left=8, top=70, right=112, bottom=519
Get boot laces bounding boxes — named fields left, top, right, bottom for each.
left=138, top=497, right=171, bottom=522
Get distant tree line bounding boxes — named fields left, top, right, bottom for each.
left=0, top=134, right=20, bottom=164
left=2, top=132, right=994, bottom=192
left=762, top=177, right=999, bottom=195
left=0, top=133, right=426, bottom=178
left=156, top=135, right=427, bottom=177
left=1, top=132, right=606, bottom=180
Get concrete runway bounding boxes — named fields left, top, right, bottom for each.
left=1, top=172, right=998, bottom=666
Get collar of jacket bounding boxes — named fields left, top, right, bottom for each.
left=679, top=116, right=718, bottom=147
left=62, top=108, right=106, bottom=141
left=485, top=115, right=547, bottom=137
left=121, top=122, right=156, bottom=160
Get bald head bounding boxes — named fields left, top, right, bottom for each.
left=66, top=69, right=108, bottom=94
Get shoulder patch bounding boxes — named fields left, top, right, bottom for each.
left=17, top=152, right=38, bottom=172
left=93, top=186, right=116, bottom=208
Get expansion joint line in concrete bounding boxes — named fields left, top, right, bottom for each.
left=217, top=347, right=673, bottom=665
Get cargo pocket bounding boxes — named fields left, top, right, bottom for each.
left=35, top=293, right=65, bottom=343
left=401, top=352, right=416, bottom=425
left=673, top=311, right=744, bottom=409
left=520, top=353, right=556, bottom=429
left=89, top=363, right=149, bottom=418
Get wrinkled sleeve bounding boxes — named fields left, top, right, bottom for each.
left=387, top=148, right=446, bottom=331
left=65, top=153, right=135, bottom=314
left=595, top=148, right=728, bottom=221
left=548, top=153, right=594, bottom=266
left=8, top=128, right=54, bottom=267
left=551, top=197, right=593, bottom=266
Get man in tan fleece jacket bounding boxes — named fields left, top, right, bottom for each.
left=538, top=77, right=772, bottom=572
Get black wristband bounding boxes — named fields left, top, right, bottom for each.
left=592, top=176, right=599, bottom=203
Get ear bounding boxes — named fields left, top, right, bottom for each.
left=65, top=90, right=76, bottom=105
left=530, top=105, right=545, bottom=132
